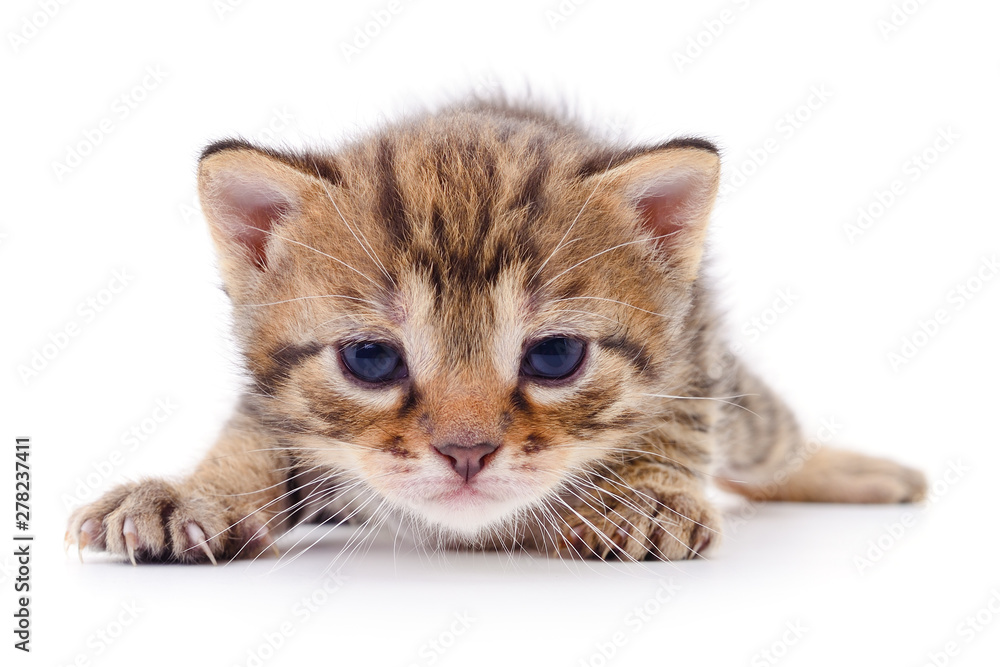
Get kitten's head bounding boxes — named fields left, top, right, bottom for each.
left=197, top=108, right=719, bottom=539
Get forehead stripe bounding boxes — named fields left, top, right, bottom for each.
left=376, top=137, right=409, bottom=245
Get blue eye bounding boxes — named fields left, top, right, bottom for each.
left=340, top=342, right=407, bottom=383
left=522, top=337, right=586, bottom=380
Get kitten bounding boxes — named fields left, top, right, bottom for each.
left=66, top=101, right=926, bottom=564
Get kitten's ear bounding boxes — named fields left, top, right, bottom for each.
left=588, top=141, right=720, bottom=281
left=198, top=141, right=323, bottom=273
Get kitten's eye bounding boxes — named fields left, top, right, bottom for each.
left=340, top=342, right=407, bottom=383
left=521, top=337, right=586, bottom=381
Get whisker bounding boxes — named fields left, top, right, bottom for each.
left=553, top=296, right=674, bottom=320
left=565, top=472, right=696, bottom=561
left=234, top=221, right=387, bottom=292
left=548, top=494, right=627, bottom=561
left=205, top=464, right=323, bottom=498
left=541, top=231, right=679, bottom=290
left=319, top=500, right=391, bottom=577
left=560, top=481, right=656, bottom=561
left=312, top=160, right=397, bottom=288
left=271, top=486, right=382, bottom=572
left=642, top=392, right=762, bottom=419
left=531, top=151, right=618, bottom=283
left=237, top=476, right=376, bottom=566
left=236, top=294, right=381, bottom=308
left=596, top=465, right=723, bottom=538
left=552, top=308, right=624, bottom=325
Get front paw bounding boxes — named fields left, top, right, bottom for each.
left=66, top=479, right=275, bottom=564
left=556, top=484, right=720, bottom=561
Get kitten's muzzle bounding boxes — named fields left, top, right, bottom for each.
left=433, top=442, right=499, bottom=482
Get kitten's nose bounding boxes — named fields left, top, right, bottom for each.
left=434, top=442, right=498, bottom=481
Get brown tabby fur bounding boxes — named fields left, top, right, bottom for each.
left=66, top=101, right=926, bottom=564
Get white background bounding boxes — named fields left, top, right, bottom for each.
left=3, top=0, right=999, bottom=665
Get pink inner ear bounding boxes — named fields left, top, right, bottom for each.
left=216, top=178, right=293, bottom=270
left=634, top=176, right=700, bottom=246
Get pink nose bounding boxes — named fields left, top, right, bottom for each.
left=434, top=442, right=499, bottom=481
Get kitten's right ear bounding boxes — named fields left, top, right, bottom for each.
left=198, top=141, right=322, bottom=273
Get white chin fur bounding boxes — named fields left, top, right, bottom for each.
left=410, top=497, right=525, bottom=538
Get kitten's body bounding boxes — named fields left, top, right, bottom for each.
left=67, top=102, right=925, bottom=563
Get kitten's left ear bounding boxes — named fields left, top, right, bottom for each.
left=587, top=140, right=720, bottom=281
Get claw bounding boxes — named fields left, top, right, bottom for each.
left=78, top=519, right=97, bottom=564
left=608, top=528, right=630, bottom=560
left=185, top=522, right=217, bottom=566
left=78, top=537, right=87, bottom=563
left=562, top=525, right=587, bottom=556
left=123, top=517, right=138, bottom=566
left=692, top=532, right=712, bottom=556
left=258, top=526, right=281, bottom=558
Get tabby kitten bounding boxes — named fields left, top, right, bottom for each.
left=67, top=102, right=926, bottom=564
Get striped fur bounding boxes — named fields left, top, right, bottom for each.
left=66, top=102, right=926, bottom=564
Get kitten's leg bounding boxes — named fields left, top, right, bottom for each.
left=66, top=407, right=290, bottom=564
left=714, top=362, right=927, bottom=503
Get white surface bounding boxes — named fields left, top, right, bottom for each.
left=3, top=0, right=998, bottom=665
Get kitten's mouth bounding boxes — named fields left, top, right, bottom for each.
left=432, top=483, right=486, bottom=504
left=403, top=478, right=531, bottom=535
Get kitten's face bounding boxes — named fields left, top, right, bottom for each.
left=198, top=112, right=719, bottom=538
